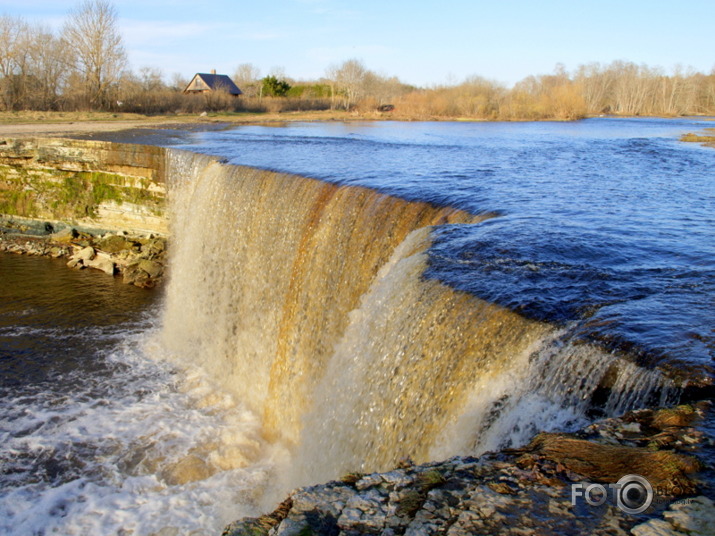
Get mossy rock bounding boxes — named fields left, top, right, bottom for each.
left=97, top=234, right=137, bottom=253
left=652, top=405, right=697, bottom=429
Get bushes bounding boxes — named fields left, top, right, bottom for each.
left=106, top=89, right=331, bottom=115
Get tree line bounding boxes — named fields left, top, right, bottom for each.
left=2, top=0, right=714, bottom=119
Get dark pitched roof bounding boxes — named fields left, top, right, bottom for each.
left=186, top=73, right=242, bottom=95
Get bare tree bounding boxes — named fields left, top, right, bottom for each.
left=233, top=63, right=261, bottom=97
left=329, top=59, right=368, bottom=110
left=609, top=61, right=655, bottom=115
left=28, top=27, right=70, bottom=109
left=574, top=62, right=615, bottom=114
left=137, top=66, right=164, bottom=92
left=62, top=0, right=127, bottom=109
left=0, top=16, right=32, bottom=110
left=169, top=72, right=188, bottom=92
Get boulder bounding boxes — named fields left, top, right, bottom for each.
left=85, top=253, right=115, bottom=276
left=50, top=227, right=79, bottom=243
left=97, top=234, right=135, bottom=254
left=159, top=455, right=213, bottom=486
left=138, top=259, right=163, bottom=279
left=123, top=263, right=153, bottom=288
left=76, top=246, right=95, bottom=262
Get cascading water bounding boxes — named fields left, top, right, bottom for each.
left=2, top=120, right=710, bottom=535
left=160, top=150, right=678, bottom=491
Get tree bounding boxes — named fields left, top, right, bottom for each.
left=0, top=16, right=31, bottom=110
left=62, top=0, right=127, bottom=109
left=233, top=63, right=261, bottom=97
left=328, top=59, right=368, bottom=109
left=136, top=66, right=164, bottom=92
left=28, top=26, right=70, bottom=110
left=261, top=75, right=291, bottom=97
left=609, top=61, right=654, bottom=115
left=574, top=62, right=615, bottom=114
left=169, top=72, right=188, bottom=92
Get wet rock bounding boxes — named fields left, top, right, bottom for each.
left=141, top=237, right=165, bottom=258
left=123, top=263, right=153, bottom=288
left=66, top=257, right=83, bottom=269
left=223, top=403, right=713, bottom=536
left=85, top=253, right=115, bottom=275
left=48, top=246, right=66, bottom=258
left=338, top=488, right=389, bottom=532
left=631, top=496, right=715, bottom=536
left=50, top=227, right=79, bottom=242
left=1, top=223, right=167, bottom=287
left=97, top=234, right=135, bottom=253
left=76, top=246, right=96, bottom=262
left=222, top=498, right=293, bottom=536
left=160, top=455, right=212, bottom=486
left=523, top=434, right=701, bottom=494
left=652, top=406, right=699, bottom=430
left=138, top=259, right=163, bottom=279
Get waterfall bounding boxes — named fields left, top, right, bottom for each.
left=160, top=150, right=676, bottom=487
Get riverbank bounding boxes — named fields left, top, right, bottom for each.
left=0, top=219, right=167, bottom=287
left=0, top=137, right=169, bottom=286
left=223, top=402, right=714, bottom=536
left=0, top=110, right=373, bottom=138
left=3, top=111, right=713, bottom=140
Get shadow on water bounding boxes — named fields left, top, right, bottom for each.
left=0, top=253, right=160, bottom=389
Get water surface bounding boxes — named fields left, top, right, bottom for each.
left=171, top=118, right=715, bottom=367
left=0, top=254, right=269, bottom=535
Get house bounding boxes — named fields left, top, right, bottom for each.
left=183, top=70, right=242, bottom=96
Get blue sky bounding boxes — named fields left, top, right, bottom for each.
left=1, top=0, right=714, bottom=87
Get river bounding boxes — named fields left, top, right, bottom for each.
left=0, top=117, right=712, bottom=535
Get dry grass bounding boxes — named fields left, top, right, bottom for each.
left=0, top=111, right=152, bottom=124
left=0, top=109, right=358, bottom=125
left=0, top=109, right=368, bottom=137
left=680, top=130, right=715, bottom=145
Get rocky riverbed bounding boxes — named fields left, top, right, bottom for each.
left=0, top=218, right=166, bottom=287
left=223, top=403, right=714, bottom=536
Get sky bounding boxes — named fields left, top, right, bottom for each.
left=1, top=0, right=714, bottom=88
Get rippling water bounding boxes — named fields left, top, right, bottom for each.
left=0, top=255, right=274, bottom=534
left=171, top=117, right=715, bottom=366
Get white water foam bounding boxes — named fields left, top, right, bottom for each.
left=0, top=322, right=285, bottom=536
left=431, top=329, right=678, bottom=460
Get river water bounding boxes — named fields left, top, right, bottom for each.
left=171, top=117, right=715, bottom=367
left=0, top=118, right=713, bottom=535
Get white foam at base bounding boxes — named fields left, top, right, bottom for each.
left=0, top=326, right=286, bottom=536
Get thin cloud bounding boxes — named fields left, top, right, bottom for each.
left=121, top=19, right=218, bottom=46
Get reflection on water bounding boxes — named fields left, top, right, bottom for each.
left=0, top=254, right=157, bottom=388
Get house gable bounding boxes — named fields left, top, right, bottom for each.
left=185, top=75, right=211, bottom=92
left=184, top=73, right=242, bottom=96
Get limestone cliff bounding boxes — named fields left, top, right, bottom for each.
left=0, top=137, right=167, bottom=236
left=0, top=138, right=169, bottom=286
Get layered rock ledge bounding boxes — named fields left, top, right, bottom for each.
left=223, top=403, right=714, bottom=536
left=0, top=220, right=166, bottom=287
left=0, top=137, right=168, bottom=286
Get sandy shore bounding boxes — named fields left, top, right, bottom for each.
left=0, top=110, right=368, bottom=139
left=0, top=120, right=177, bottom=137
